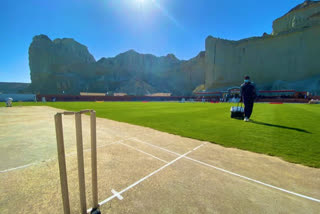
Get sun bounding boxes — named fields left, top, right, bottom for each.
left=135, top=0, right=151, bottom=9
left=135, top=0, right=155, bottom=8
left=130, top=0, right=150, bottom=11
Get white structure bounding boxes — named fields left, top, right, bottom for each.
left=6, top=98, right=13, bottom=107
left=0, top=94, right=36, bottom=102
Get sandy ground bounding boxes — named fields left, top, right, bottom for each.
left=0, top=106, right=319, bottom=213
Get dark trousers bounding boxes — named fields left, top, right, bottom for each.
left=244, top=100, right=254, bottom=118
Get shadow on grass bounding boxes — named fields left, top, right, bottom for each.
left=250, top=120, right=312, bottom=134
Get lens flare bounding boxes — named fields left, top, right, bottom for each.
left=151, top=0, right=183, bottom=30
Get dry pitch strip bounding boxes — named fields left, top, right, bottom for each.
left=53, top=109, right=320, bottom=214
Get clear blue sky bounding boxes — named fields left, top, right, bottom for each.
left=1, top=0, right=303, bottom=83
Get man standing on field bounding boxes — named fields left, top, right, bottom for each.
left=240, top=76, right=257, bottom=122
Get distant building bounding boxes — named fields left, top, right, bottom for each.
left=114, top=93, right=127, bottom=96
left=195, top=89, right=308, bottom=100
left=80, top=92, right=106, bottom=96
left=146, top=93, right=171, bottom=97
left=0, top=94, right=36, bottom=102
left=194, top=91, right=222, bottom=97
left=259, top=90, right=307, bottom=98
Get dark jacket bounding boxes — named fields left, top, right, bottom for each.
left=240, top=82, right=257, bottom=102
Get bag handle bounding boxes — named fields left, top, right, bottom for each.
left=236, top=101, right=243, bottom=108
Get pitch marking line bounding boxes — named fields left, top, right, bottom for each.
left=98, top=150, right=192, bottom=206
left=1, top=131, right=153, bottom=173
left=66, top=141, right=121, bottom=158
left=0, top=163, right=35, bottom=173
left=183, top=156, right=320, bottom=203
left=111, top=189, right=123, bottom=200
left=131, top=138, right=182, bottom=156
left=118, top=141, right=168, bottom=163
left=193, top=143, right=207, bottom=151
left=87, top=143, right=205, bottom=213
left=131, top=138, right=320, bottom=203
left=0, top=139, right=123, bottom=174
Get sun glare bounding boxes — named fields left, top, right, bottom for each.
left=137, top=0, right=145, bottom=4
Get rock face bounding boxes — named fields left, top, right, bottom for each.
left=273, top=0, right=320, bottom=35
left=29, top=1, right=320, bottom=96
left=29, top=36, right=205, bottom=95
left=29, top=35, right=96, bottom=94
left=205, top=0, right=320, bottom=94
left=0, top=82, right=30, bottom=94
left=271, top=75, right=320, bottom=93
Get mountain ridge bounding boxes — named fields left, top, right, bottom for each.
left=29, top=34, right=205, bottom=95
left=28, top=1, right=320, bottom=96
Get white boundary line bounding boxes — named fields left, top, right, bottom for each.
left=131, top=138, right=320, bottom=203
left=118, top=141, right=168, bottom=163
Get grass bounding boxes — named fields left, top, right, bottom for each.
left=2, top=101, right=320, bottom=167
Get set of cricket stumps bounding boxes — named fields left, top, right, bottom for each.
left=54, top=110, right=100, bottom=214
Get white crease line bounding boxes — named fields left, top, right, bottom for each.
left=111, top=189, right=123, bottom=200
left=0, top=163, right=35, bottom=173
left=183, top=156, right=320, bottom=203
left=97, top=141, right=121, bottom=149
left=193, top=143, right=207, bottom=151
left=132, top=138, right=181, bottom=156
left=66, top=141, right=121, bottom=158
left=131, top=138, right=320, bottom=203
left=118, top=141, right=168, bottom=163
left=0, top=114, right=150, bottom=174
left=94, top=148, right=197, bottom=210
left=1, top=140, right=123, bottom=174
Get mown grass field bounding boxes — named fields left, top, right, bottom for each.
left=2, top=101, right=320, bottom=167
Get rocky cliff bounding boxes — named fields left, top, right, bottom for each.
left=0, top=82, right=30, bottom=94
left=273, top=0, right=320, bottom=35
left=29, top=35, right=97, bottom=94
left=29, top=35, right=205, bottom=95
left=205, top=0, right=320, bottom=94
left=29, top=1, right=320, bottom=96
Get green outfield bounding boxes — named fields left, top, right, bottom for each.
left=2, top=102, right=320, bottom=167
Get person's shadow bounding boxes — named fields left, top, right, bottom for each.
left=250, top=120, right=311, bottom=134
